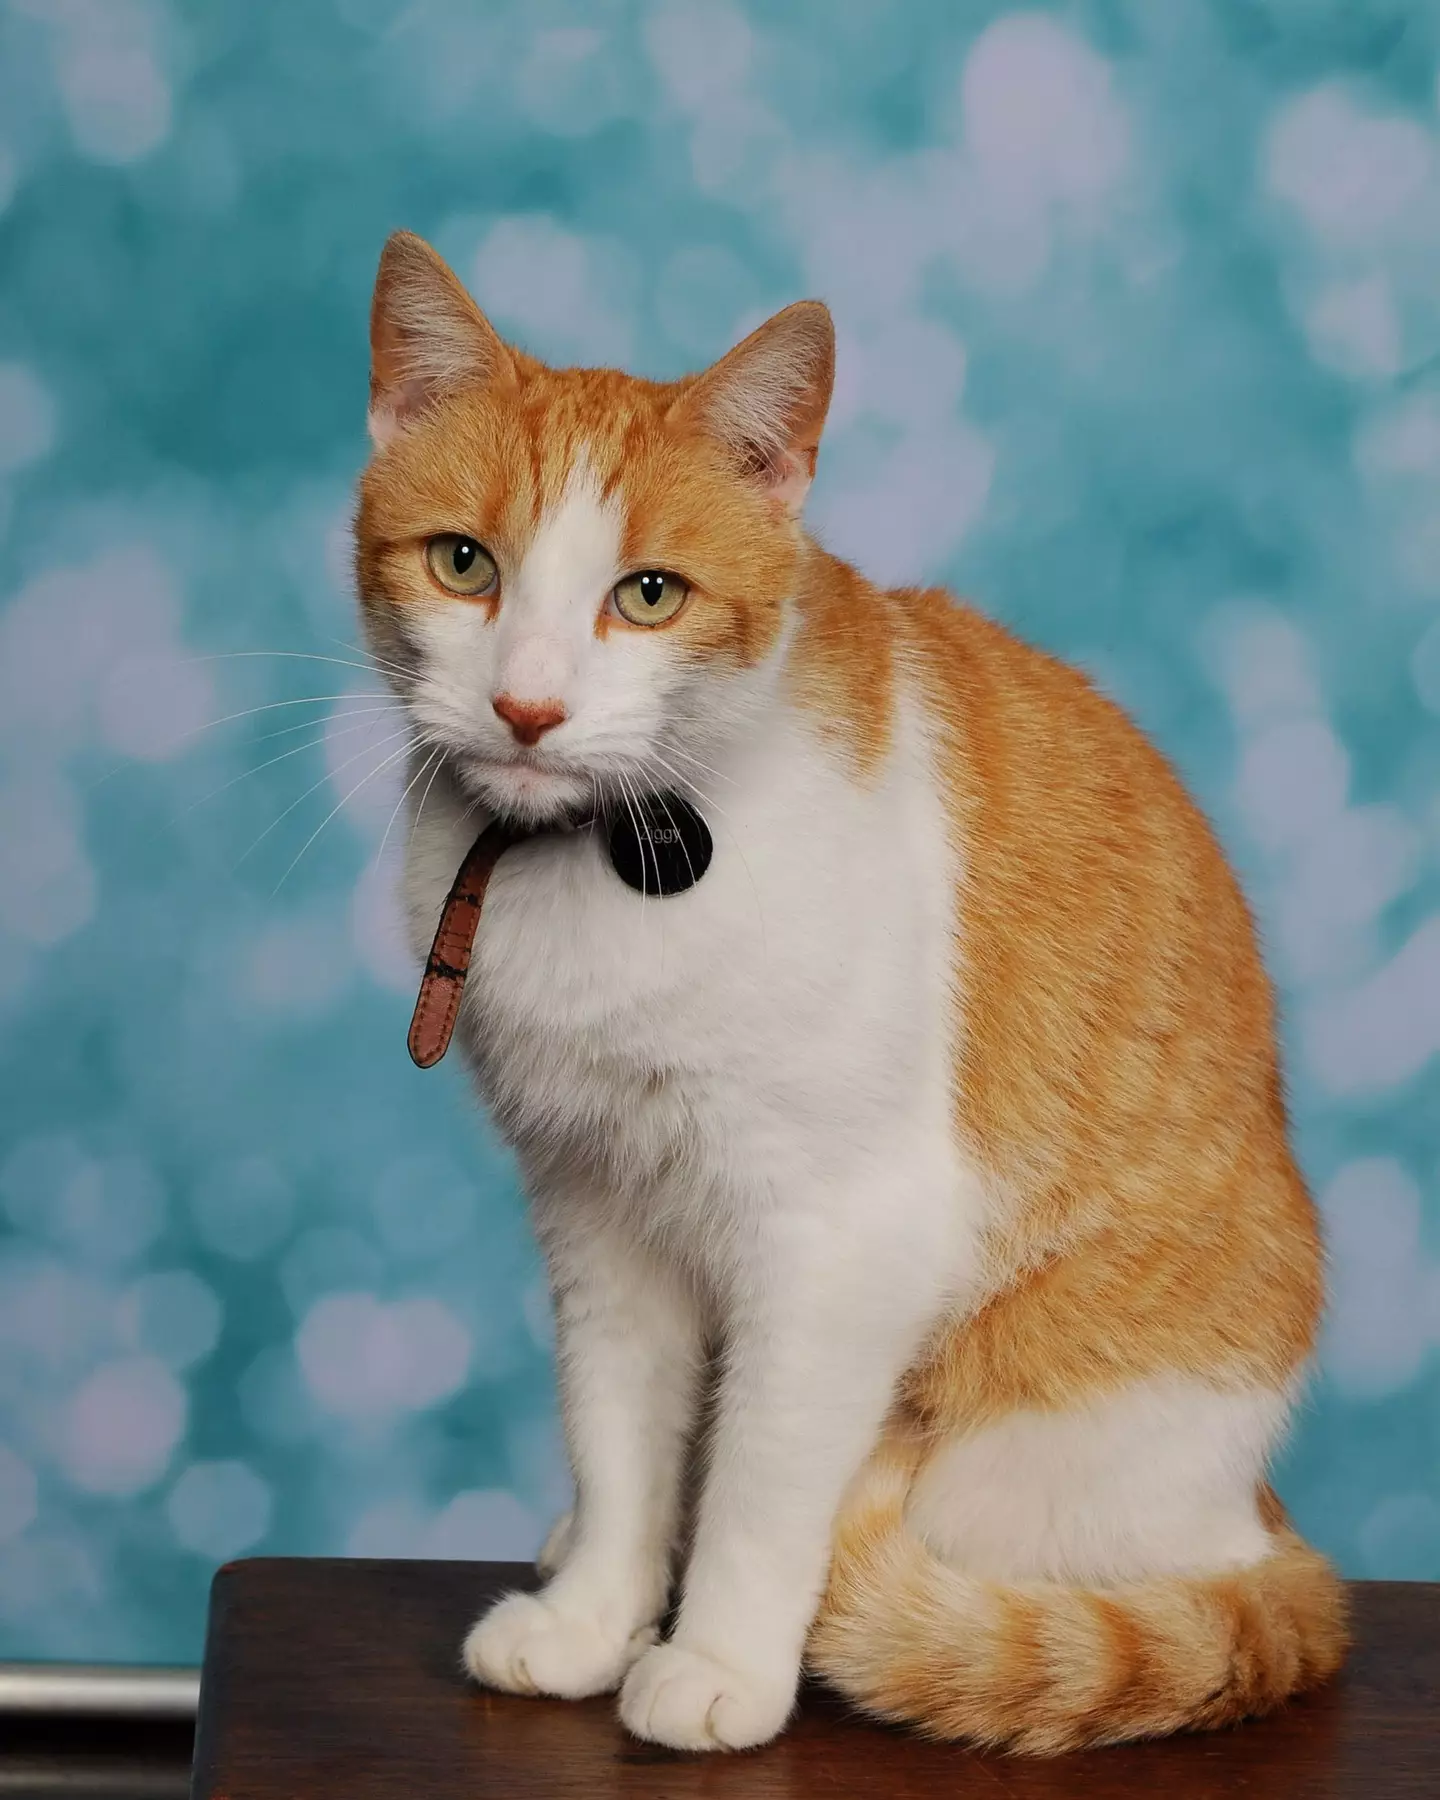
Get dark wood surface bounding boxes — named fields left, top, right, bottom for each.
left=191, top=1559, right=1439, bottom=1798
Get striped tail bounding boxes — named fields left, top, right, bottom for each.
left=808, top=1438, right=1349, bottom=1755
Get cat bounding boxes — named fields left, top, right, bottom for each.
left=353, top=230, right=1347, bottom=1755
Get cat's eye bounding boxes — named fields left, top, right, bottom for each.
left=425, top=534, right=498, bottom=598
left=610, top=570, right=689, bottom=627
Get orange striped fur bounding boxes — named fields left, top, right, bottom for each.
left=811, top=1427, right=1346, bottom=1753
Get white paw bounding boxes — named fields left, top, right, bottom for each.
left=463, top=1590, right=656, bottom=1699
left=618, top=1643, right=795, bottom=1751
left=535, top=1509, right=574, bottom=1579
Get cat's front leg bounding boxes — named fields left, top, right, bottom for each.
left=464, top=1200, right=702, bottom=1700
left=619, top=1161, right=958, bottom=1751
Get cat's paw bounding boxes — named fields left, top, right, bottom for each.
left=618, top=1643, right=795, bottom=1751
left=463, top=1591, right=656, bottom=1699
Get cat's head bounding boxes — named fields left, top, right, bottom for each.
left=354, top=231, right=834, bottom=826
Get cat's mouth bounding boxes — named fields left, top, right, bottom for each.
left=454, top=750, right=593, bottom=826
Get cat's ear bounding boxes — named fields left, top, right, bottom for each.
left=671, top=301, right=835, bottom=514
left=368, top=231, right=519, bottom=448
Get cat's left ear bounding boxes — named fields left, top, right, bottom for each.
left=670, top=301, right=835, bottom=515
left=368, top=231, right=519, bottom=448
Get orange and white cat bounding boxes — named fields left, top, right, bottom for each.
left=354, top=231, right=1347, bottom=1754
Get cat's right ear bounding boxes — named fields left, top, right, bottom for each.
left=368, top=232, right=518, bottom=448
left=669, top=301, right=835, bottom=515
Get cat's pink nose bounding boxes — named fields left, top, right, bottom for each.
left=492, top=693, right=567, bottom=747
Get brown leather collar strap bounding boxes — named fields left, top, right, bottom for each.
left=407, top=820, right=531, bottom=1069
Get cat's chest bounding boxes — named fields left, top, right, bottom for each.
left=471, top=824, right=765, bottom=1078
left=402, top=708, right=957, bottom=1177
left=440, top=799, right=855, bottom=1119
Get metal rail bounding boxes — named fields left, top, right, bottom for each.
left=0, top=1662, right=200, bottom=1717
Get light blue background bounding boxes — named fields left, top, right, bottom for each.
left=1, top=0, right=1438, bottom=1664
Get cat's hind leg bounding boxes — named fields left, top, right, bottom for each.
left=810, top=1380, right=1348, bottom=1750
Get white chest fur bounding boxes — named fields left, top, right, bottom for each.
left=403, top=691, right=979, bottom=1287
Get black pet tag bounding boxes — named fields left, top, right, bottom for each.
left=606, top=792, right=713, bottom=896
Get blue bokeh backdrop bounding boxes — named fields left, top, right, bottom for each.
left=1, top=0, right=1438, bottom=1663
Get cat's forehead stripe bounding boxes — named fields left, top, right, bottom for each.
left=507, top=408, right=633, bottom=545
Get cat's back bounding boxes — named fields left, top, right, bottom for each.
left=892, top=578, right=1264, bottom=1010
left=793, top=549, right=1221, bottom=870
left=896, top=581, right=1219, bottom=862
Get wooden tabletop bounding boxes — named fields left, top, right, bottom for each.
left=191, top=1559, right=1439, bottom=1798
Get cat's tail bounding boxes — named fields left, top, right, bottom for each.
left=808, top=1432, right=1349, bottom=1754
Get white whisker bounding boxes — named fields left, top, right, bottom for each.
left=235, top=720, right=417, bottom=871
left=272, top=734, right=420, bottom=894
left=84, top=691, right=393, bottom=791
left=251, top=702, right=400, bottom=747
left=376, top=744, right=442, bottom=869
left=326, top=635, right=415, bottom=684
left=652, top=781, right=697, bottom=892
left=188, top=649, right=396, bottom=680
left=656, top=738, right=739, bottom=789
left=408, top=745, right=449, bottom=852
left=646, top=749, right=733, bottom=824
left=616, top=769, right=648, bottom=910
left=177, top=710, right=402, bottom=821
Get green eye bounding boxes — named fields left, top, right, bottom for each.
left=425, top=534, right=497, bottom=597
left=611, top=570, right=689, bottom=626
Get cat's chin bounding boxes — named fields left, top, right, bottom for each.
left=458, top=756, right=593, bottom=827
